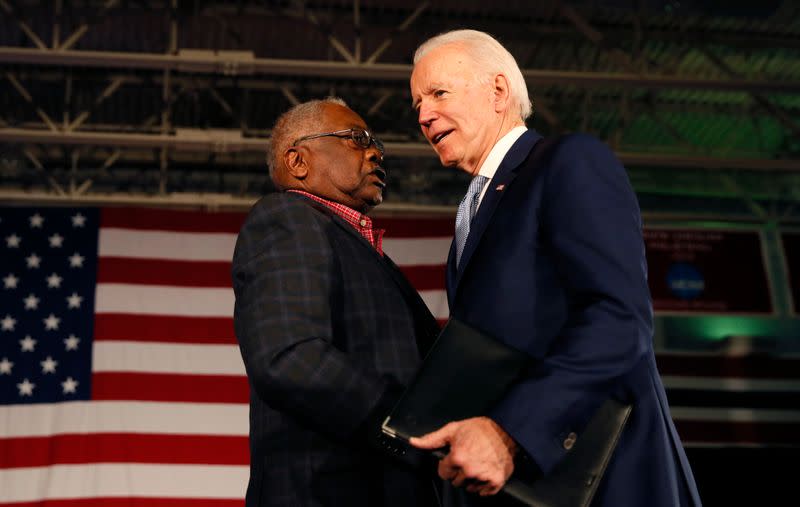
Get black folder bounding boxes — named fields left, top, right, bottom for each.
left=382, top=317, right=530, bottom=441
left=381, top=317, right=632, bottom=507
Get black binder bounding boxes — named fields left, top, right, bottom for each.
left=381, top=317, right=632, bottom=507
left=382, top=318, right=529, bottom=441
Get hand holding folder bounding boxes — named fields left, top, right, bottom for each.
left=381, top=318, right=632, bottom=507
left=409, top=415, right=521, bottom=497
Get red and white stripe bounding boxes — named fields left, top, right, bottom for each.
left=0, top=207, right=452, bottom=506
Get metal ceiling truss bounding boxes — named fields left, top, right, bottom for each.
left=1, top=0, right=799, bottom=221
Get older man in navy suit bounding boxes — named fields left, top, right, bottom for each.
left=408, top=30, right=702, bottom=506
left=232, top=98, right=443, bottom=507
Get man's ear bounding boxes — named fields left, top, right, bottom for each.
left=283, top=147, right=309, bottom=180
left=493, top=74, right=512, bottom=113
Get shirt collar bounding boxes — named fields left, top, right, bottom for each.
left=287, top=189, right=365, bottom=222
left=286, top=190, right=384, bottom=256
left=476, top=126, right=529, bottom=180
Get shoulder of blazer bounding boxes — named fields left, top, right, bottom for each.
left=513, top=133, right=566, bottom=174
left=245, top=192, right=355, bottom=238
left=254, top=192, right=392, bottom=264
left=515, top=132, right=611, bottom=175
left=234, top=193, right=335, bottom=263
left=504, top=129, right=544, bottom=171
left=250, top=191, right=326, bottom=220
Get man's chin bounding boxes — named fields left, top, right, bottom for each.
left=358, top=192, right=383, bottom=213
left=369, top=194, right=384, bottom=208
left=436, top=153, right=460, bottom=168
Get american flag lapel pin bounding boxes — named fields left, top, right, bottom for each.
left=495, top=184, right=505, bottom=191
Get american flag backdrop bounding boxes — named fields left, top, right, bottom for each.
left=1, top=205, right=798, bottom=506
left=0, top=205, right=450, bottom=506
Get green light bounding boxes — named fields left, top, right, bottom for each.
left=665, top=316, right=781, bottom=341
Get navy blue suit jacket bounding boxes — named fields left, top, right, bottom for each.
left=447, top=131, right=702, bottom=506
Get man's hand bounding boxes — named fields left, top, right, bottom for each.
left=409, top=416, right=518, bottom=496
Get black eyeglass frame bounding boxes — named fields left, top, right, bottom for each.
left=292, top=128, right=384, bottom=154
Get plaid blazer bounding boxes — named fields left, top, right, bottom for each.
left=232, top=192, right=441, bottom=507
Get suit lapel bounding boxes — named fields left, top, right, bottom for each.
left=301, top=197, right=436, bottom=330
left=382, top=254, right=441, bottom=348
left=319, top=203, right=440, bottom=353
left=452, top=130, right=543, bottom=291
left=445, top=240, right=457, bottom=308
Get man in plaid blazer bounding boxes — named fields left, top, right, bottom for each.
left=232, top=98, right=443, bottom=507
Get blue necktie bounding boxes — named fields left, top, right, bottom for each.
left=454, top=174, right=488, bottom=267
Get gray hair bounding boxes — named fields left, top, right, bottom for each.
left=413, top=29, right=532, bottom=121
left=267, top=97, right=348, bottom=187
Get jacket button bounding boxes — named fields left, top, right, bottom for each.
left=563, top=432, right=577, bottom=450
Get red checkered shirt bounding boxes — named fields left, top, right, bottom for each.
left=288, top=190, right=385, bottom=256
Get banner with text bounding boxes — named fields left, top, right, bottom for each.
left=644, top=228, right=773, bottom=315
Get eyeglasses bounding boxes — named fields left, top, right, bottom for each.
left=293, top=128, right=384, bottom=155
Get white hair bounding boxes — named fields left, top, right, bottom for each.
left=267, top=97, right=348, bottom=187
left=413, top=29, right=532, bottom=121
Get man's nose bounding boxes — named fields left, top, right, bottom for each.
left=366, top=145, right=383, bottom=164
left=417, top=103, right=435, bottom=127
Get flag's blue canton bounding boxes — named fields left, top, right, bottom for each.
left=0, top=207, right=99, bottom=405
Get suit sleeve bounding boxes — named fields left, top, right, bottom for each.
left=489, top=134, right=652, bottom=473
left=232, top=197, right=390, bottom=441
